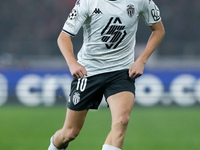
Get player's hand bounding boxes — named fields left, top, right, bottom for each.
left=68, top=61, right=87, bottom=78
left=129, top=61, right=145, bottom=79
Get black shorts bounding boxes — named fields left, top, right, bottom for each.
left=68, top=69, right=135, bottom=111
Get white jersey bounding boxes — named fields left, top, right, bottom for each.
left=63, top=0, right=161, bottom=76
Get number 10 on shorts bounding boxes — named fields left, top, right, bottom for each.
left=76, top=78, right=87, bottom=92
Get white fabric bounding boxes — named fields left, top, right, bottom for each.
left=102, top=144, right=121, bottom=150
left=48, top=136, right=66, bottom=150
left=63, top=0, right=161, bottom=76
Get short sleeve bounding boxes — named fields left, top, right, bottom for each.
left=62, top=0, right=88, bottom=36
left=140, top=0, right=161, bottom=26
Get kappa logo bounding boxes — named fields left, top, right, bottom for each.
left=92, top=8, right=103, bottom=15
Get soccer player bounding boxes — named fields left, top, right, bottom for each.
left=48, top=0, right=165, bottom=149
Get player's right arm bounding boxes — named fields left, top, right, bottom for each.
left=57, top=32, right=87, bottom=78
left=58, top=0, right=89, bottom=78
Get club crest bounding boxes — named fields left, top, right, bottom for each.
left=127, top=4, right=135, bottom=18
left=73, top=92, right=80, bottom=105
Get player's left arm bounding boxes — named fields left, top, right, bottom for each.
left=129, top=20, right=165, bottom=79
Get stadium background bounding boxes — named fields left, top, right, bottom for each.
left=0, top=0, right=200, bottom=149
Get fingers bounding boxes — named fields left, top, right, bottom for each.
left=134, top=73, right=142, bottom=78
left=69, top=61, right=88, bottom=79
left=72, top=67, right=87, bottom=79
left=129, top=69, right=142, bottom=79
left=74, top=70, right=87, bottom=78
left=129, top=61, right=144, bottom=79
left=129, top=73, right=142, bottom=79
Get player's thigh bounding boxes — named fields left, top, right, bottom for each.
left=63, top=108, right=88, bottom=130
left=107, top=91, right=135, bottom=121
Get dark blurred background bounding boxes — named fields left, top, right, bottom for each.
left=0, top=0, right=199, bottom=69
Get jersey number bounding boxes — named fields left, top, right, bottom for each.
left=101, top=17, right=127, bottom=49
left=76, top=78, right=87, bottom=92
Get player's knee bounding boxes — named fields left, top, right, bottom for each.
left=111, top=115, right=130, bottom=139
left=114, top=115, right=130, bottom=129
left=62, top=128, right=80, bottom=143
left=121, top=116, right=130, bottom=128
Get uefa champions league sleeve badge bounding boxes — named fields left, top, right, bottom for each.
left=68, top=9, right=77, bottom=20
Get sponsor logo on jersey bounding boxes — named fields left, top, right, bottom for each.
left=65, top=21, right=75, bottom=28
left=73, top=92, right=80, bottom=105
left=127, top=4, right=135, bottom=18
left=68, top=9, right=77, bottom=20
left=92, top=8, right=103, bottom=15
left=101, top=17, right=127, bottom=49
left=151, top=4, right=160, bottom=21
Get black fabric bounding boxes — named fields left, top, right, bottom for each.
left=68, top=69, right=135, bottom=111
